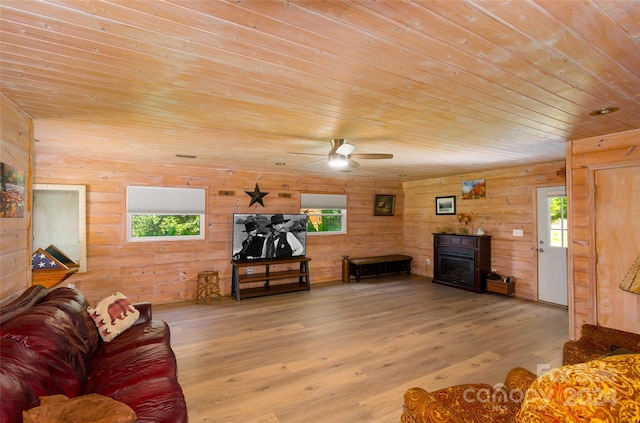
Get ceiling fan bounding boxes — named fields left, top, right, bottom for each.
left=289, top=139, right=393, bottom=169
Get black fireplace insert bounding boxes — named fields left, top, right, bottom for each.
left=437, top=248, right=475, bottom=289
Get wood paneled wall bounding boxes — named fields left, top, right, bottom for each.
left=567, top=128, right=640, bottom=338
left=33, top=154, right=403, bottom=305
left=0, top=94, right=33, bottom=304
left=403, top=161, right=566, bottom=301
left=27, top=151, right=567, bottom=307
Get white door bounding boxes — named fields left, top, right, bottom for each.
left=537, top=186, right=568, bottom=305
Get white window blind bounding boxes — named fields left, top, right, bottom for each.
left=127, top=186, right=205, bottom=214
left=300, top=193, right=347, bottom=209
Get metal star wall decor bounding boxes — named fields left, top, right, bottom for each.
left=245, top=183, right=268, bottom=207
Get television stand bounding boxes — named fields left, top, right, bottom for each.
left=231, top=257, right=311, bottom=300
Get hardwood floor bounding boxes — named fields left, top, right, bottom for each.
left=154, top=275, right=569, bottom=423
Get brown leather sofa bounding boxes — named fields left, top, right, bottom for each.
left=0, top=285, right=187, bottom=422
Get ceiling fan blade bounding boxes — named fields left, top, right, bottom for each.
left=350, top=153, right=393, bottom=160
left=287, top=152, right=326, bottom=157
left=348, top=158, right=360, bottom=168
left=335, top=142, right=356, bottom=156
left=330, top=138, right=356, bottom=155
left=304, top=158, right=327, bottom=167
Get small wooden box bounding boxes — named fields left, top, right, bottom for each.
left=487, top=279, right=515, bottom=297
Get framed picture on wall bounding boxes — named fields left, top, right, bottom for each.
left=374, top=194, right=395, bottom=216
left=435, top=196, right=456, bottom=215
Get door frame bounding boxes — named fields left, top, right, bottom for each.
left=532, top=183, right=568, bottom=303
left=589, top=162, right=640, bottom=331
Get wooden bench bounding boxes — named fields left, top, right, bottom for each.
left=346, top=254, right=412, bottom=282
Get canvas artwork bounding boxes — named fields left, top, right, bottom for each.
left=462, top=179, right=486, bottom=199
left=0, top=162, right=25, bottom=218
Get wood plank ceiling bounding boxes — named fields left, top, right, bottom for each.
left=1, top=0, right=639, bottom=181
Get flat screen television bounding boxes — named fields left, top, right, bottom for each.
left=232, top=213, right=307, bottom=262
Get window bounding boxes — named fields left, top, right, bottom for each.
left=301, top=193, right=347, bottom=235
left=548, top=195, right=568, bottom=247
left=126, top=186, right=205, bottom=242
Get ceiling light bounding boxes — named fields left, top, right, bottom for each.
left=589, top=107, right=619, bottom=116
left=328, top=154, right=349, bottom=168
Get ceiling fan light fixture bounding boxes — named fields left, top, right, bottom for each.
left=328, top=153, right=349, bottom=168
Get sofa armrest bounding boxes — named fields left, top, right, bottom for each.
left=132, top=302, right=152, bottom=325
left=563, top=324, right=640, bottom=365
left=580, top=323, right=640, bottom=350
left=503, top=367, right=537, bottom=401
left=403, top=387, right=454, bottom=423
left=0, top=285, right=49, bottom=326
left=403, top=384, right=495, bottom=423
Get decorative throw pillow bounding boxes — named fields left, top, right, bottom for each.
left=87, top=292, right=140, bottom=342
left=23, top=393, right=136, bottom=423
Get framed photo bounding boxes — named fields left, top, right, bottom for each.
left=435, top=196, right=456, bottom=215
left=374, top=194, right=395, bottom=216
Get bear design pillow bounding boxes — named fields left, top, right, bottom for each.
left=87, top=292, right=140, bottom=342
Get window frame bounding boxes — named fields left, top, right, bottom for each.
left=547, top=195, right=568, bottom=248
left=126, top=186, right=206, bottom=242
left=300, top=193, right=347, bottom=236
